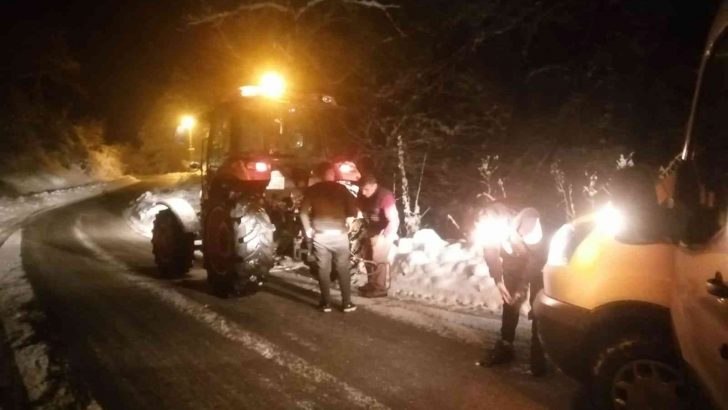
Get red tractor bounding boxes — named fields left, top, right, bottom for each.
left=150, top=76, right=361, bottom=296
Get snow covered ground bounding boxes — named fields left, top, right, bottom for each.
left=126, top=181, right=527, bottom=316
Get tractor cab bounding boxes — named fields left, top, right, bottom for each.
left=201, top=84, right=357, bottom=203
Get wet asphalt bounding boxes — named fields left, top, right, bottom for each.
left=18, top=177, right=579, bottom=409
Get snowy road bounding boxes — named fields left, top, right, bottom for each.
left=16, top=176, right=579, bottom=409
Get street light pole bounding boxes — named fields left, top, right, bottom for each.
left=180, top=115, right=196, bottom=166
left=188, top=127, right=194, bottom=164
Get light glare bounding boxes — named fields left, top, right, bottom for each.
left=473, top=217, right=510, bottom=246
left=240, top=85, right=259, bottom=97
left=259, top=72, right=286, bottom=99
left=180, top=115, right=195, bottom=130
left=595, top=202, right=625, bottom=236
left=547, top=224, right=574, bottom=266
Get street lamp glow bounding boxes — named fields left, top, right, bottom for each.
left=180, top=115, right=196, bottom=130
left=259, top=71, right=286, bottom=99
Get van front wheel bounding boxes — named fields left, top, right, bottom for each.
left=591, top=335, right=689, bottom=410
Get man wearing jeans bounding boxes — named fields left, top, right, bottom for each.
left=300, top=162, right=359, bottom=313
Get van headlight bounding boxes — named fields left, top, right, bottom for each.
left=595, top=202, right=626, bottom=236
left=547, top=224, right=575, bottom=266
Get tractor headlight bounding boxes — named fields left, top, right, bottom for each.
left=259, top=72, right=286, bottom=99
left=547, top=224, right=575, bottom=266
left=335, top=161, right=361, bottom=182
left=239, top=71, right=286, bottom=99
left=472, top=216, right=510, bottom=246
left=595, top=202, right=625, bottom=236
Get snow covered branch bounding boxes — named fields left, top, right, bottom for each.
left=188, top=2, right=291, bottom=26
left=188, top=0, right=404, bottom=35
left=551, top=161, right=576, bottom=221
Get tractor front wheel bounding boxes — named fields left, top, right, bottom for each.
left=151, top=209, right=194, bottom=278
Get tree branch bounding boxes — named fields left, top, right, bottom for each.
left=188, top=2, right=291, bottom=26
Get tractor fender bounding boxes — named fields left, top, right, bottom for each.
left=155, top=198, right=200, bottom=235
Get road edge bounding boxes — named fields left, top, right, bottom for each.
left=0, top=231, right=102, bottom=410
left=0, top=178, right=139, bottom=409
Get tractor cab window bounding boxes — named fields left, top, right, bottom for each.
left=229, top=109, right=272, bottom=155
left=227, top=107, right=311, bottom=156
left=207, top=112, right=230, bottom=170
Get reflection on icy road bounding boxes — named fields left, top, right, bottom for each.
left=16, top=176, right=577, bottom=409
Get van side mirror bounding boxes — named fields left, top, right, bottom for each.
left=189, top=161, right=201, bottom=171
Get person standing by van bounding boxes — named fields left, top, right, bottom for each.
left=475, top=203, right=548, bottom=376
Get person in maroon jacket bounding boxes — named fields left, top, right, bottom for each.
left=300, top=163, right=359, bottom=313
left=357, top=173, right=400, bottom=298
left=475, top=202, right=548, bottom=376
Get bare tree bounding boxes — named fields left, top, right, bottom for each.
left=551, top=161, right=576, bottom=221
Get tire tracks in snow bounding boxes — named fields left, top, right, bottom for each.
left=73, top=217, right=389, bottom=410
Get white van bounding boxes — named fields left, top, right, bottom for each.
left=533, top=3, right=728, bottom=409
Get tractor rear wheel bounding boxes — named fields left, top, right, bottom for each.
left=151, top=209, right=194, bottom=278
left=204, top=202, right=274, bottom=297
left=233, top=202, right=275, bottom=280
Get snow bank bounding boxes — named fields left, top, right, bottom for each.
left=2, top=166, right=106, bottom=196
left=390, top=229, right=530, bottom=315
left=125, top=173, right=200, bottom=238
left=1, top=145, right=125, bottom=196
left=0, top=177, right=138, bottom=237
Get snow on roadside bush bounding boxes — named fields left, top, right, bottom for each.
left=390, top=229, right=529, bottom=315
left=0, top=178, right=137, bottom=233
left=0, top=123, right=125, bottom=195
left=125, top=174, right=200, bottom=237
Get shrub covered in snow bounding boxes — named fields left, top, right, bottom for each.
left=0, top=122, right=125, bottom=195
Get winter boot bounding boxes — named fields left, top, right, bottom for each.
left=530, top=341, right=548, bottom=377
left=360, top=288, right=387, bottom=298
left=476, top=340, right=514, bottom=367
left=357, top=283, right=374, bottom=292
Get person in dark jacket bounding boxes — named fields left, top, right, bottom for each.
left=357, top=173, right=400, bottom=298
left=475, top=202, right=548, bottom=376
left=300, top=162, right=359, bottom=313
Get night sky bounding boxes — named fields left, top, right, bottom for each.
left=1, top=0, right=190, bottom=140
left=0, top=0, right=720, bottom=143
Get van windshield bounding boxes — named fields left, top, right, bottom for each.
left=692, top=32, right=728, bottom=190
